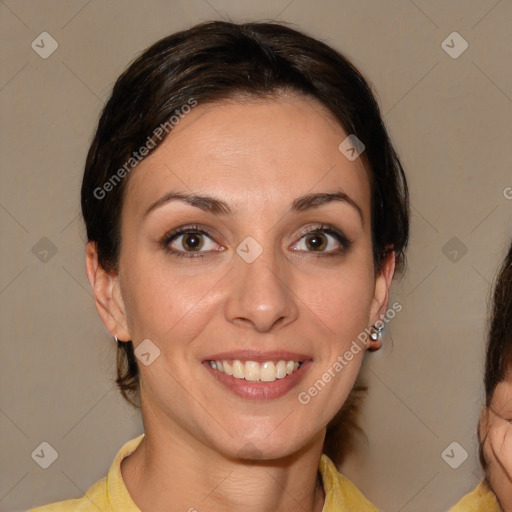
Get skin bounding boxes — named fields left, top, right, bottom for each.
left=86, top=93, right=395, bottom=512
left=481, top=375, right=512, bottom=511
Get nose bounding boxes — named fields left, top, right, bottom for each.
left=224, top=243, right=299, bottom=332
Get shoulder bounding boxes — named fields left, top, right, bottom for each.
left=28, top=434, right=145, bottom=512
left=319, top=454, right=381, bottom=511
left=27, top=478, right=107, bottom=512
left=448, top=481, right=501, bottom=512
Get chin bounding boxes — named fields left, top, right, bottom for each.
left=213, top=426, right=321, bottom=463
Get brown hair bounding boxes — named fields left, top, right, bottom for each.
left=81, top=20, right=409, bottom=463
left=479, top=240, right=512, bottom=471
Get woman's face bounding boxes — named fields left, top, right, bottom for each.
left=98, top=94, right=393, bottom=460
left=482, top=375, right=512, bottom=510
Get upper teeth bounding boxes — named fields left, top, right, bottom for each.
left=209, top=360, right=301, bottom=382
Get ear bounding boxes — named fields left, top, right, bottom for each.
left=85, top=241, right=131, bottom=341
left=367, top=250, right=396, bottom=351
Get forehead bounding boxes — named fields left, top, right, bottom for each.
left=491, top=378, right=512, bottom=410
left=124, top=94, right=371, bottom=218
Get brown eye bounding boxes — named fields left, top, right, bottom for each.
left=181, top=232, right=204, bottom=252
left=163, top=227, right=221, bottom=257
left=291, top=226, right=351, bottom=255
left=305, top=233, right=327, bottom=251
left=160, top=225, right=225, bottom=258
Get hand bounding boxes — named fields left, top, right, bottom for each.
left=481, top=380, right=512, bottom=511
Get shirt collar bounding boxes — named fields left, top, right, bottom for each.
left=106, top=434, right=346, bottom=511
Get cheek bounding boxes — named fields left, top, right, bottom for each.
left=483, top=415, right=512, bottom=509
left=298, top=258, right=375, bottom=338
left=119, top=251, right=229, bottom=342
left=487, top=418, right=512, bottom=477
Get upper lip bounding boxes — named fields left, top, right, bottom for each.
left=202, top=350, right=312, bottom=363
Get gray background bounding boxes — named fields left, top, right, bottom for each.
left=1, top=1, right=511, bottom=511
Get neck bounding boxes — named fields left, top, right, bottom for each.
left=121, top=410, right=326, bottom=512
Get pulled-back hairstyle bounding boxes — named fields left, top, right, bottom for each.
left=479, top=240, right=512, bottom=471
left=81, top=20, right=409, bottom=464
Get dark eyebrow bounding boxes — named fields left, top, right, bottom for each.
left=291, top=191, right=364, bottom=223
left=143, top=190, right=363, bottom=223
left=144, top=192, right=232, bottom=217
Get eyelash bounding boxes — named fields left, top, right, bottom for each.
left=161, top=223, right=352, bottom=259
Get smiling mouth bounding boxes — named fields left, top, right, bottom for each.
left=206, top=359, right=304, bottom=383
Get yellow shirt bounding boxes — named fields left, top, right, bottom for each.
left=448, top=481, right=501, bottom=512
left=29, top=434, right=381, bottom=511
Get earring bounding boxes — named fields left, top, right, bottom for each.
left=114, top=334, right=118, bottom=342
left=370, top=324, right=384, bottom=341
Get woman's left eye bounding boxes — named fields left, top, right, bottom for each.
left=290, top=226, right=351, bottom=254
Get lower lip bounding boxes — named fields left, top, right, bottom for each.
left=204, top=361, right=312, bottom=400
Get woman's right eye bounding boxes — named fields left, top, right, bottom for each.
left=162, top=226, right=223, bottom=259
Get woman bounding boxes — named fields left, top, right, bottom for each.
left=450, top=241, right=512, bottom=512
left=31, top=21, right=409, bottom=511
